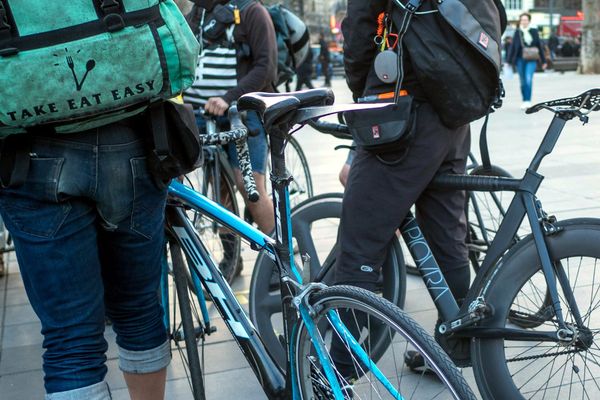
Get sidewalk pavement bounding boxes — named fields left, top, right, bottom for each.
left=1, top=71, right=599, bottom=399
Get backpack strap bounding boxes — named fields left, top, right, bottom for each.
left=390, top=0, right=422, bottom=104
left=149, top=102, right=170, bottom=161
left=479, top=81, right=504, bottom=171
left=0, top=0, right=17, bottom=56
left=0, top=135, right=31, bottom=189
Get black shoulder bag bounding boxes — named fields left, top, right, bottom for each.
left=343, top=0, right=421, bottom=157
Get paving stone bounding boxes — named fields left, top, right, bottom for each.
left=0, top=344, right=43, bottom=375
left=2, top=321, right=43, bottom=349
left=0, top=369, right=45, bottom=399
left=3, top=303, right=38, bottom=326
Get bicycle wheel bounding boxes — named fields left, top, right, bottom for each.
left=267, top=135, right=313, bottom=209
left=186, top=150, right=242, bottom=284
left=466, top=164, right=515, bottom=272
left=294, top=285, right=476, bottom=400
left=167, top=240, right=206, bottom=400
left=472, top=219, right=600, bottom=399
left=250, top=193, right=406, bottom=367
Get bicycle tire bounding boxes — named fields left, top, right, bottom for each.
left=187, top=151, right=242, bottom=284
left=249, top=193, right=406, bottom=367
left=472, top=218, right=600, bottom=399
left=294, top=285, right=477, bottom=400
left=169, top=240, right=206, bottom=400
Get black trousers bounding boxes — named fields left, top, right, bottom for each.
left=336, top=102, right=471, bottom=300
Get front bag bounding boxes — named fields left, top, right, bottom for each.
left=0, top=0, right=199, bottom=136
left=344, top=97, right=416, bottom=154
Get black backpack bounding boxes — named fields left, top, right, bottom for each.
left=201, top=0, right=310, bottom=87
left=393, top=0, right=507, bottom=128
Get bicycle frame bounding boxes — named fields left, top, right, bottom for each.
left=164, top=166, right=401, bottom=398
left=405, top=113, right=582, bottom=338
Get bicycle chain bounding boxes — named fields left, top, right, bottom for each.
left=507, top=348, right=581, bottom=363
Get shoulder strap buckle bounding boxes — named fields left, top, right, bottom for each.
left=405, top=0, right=423, bottom=13
left=100, top=0, right=121, bottom=15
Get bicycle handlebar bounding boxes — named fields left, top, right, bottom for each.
left=199, top=104, right=259, bottom=202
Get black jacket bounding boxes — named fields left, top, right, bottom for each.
left=507, top=28, right=546, bottom=65
left=341, top=0, right=425, bottom=101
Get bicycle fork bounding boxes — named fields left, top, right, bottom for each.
left=524, top=193, right=585, bottom=341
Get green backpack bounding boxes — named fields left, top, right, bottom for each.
left=0, top=0, right=199, bottom=136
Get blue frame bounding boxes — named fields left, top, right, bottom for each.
left=162, top=179, right=402, bottom=400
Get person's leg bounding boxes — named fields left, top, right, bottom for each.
left=415, top=125, right=471, bottom=301
left=233, top=170, right=274, bottom=233
left=338, top=148, right=356, bottom=187
left=515, top=58, right=527, bottom=101
left=523, top=60, right=537, bottom=102
left=335, top=103, right=461, bottom=291
left=0, top=135, right=112, bottom=399
left=95, top=124, right=169, bottom=400
left=226, top=111, right=274, bottom=233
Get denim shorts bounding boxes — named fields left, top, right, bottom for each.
left=195, top=111, right=269, bottom=174
left=0, top=123, right=170, bottom=398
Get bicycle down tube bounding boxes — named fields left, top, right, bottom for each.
left=164, top=189, right=288, bottom=398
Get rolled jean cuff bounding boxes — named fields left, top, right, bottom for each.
left=45, top=381, right=111, bottom=400
left=118, top=340, right=171, bottom=374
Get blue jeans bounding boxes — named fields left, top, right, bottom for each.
left=516, top=58, right=538, bottom=101
left=0, top=124, right=169, bottom=398
left=195, top=111, right=269, bottom=174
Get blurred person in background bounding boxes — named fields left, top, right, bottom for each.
left=506, top=13, right=547, bottom=110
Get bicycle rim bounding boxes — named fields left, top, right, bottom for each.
left=186, top=161, right=242, bottom=284
left=250, top=194, right=405, bottom=368
left=473, top=220, right=600, bottom=399
left=167, top=241, right=207, bottom=400
left=294, top=286, right=475, bottom=400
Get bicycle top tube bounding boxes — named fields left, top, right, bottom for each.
left=167, top=180, right=273, bottom=251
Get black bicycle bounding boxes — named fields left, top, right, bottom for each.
left=161, top=95, right=476, bottom=399
left=250, top=88, right=600, bottom=399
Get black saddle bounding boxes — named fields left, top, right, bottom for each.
left=237, top=88, right=335, bottom=130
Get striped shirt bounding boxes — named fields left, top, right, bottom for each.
left=184, top=43, right=238, bottom=110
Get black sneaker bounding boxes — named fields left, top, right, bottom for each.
left=404, top=350, right=435, bottom=374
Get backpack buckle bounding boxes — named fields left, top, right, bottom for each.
left=100, top=0, right=121, bottom=15
left=104, top=13, right=125, bottom=32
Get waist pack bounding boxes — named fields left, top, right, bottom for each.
left=0, top=0, right=199, bottom=137
left=344, top=96, right=416, bottom=154
left=393, top=0, right=506, bottom=128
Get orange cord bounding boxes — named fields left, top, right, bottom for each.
left=376, top=12, right=385, bottom=36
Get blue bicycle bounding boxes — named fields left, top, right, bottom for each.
left=159, top=90, right=475, bottom=399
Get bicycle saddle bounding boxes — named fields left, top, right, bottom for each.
left=238, top=88, right=335, bottom=130
left=526, top=88, right=600, bottom=115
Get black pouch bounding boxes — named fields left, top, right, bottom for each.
left=202, top=4, right=235, bottom=42
left=147, top=101, right=203, bottom=188
left=343, top=96, right=416, bottom=154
